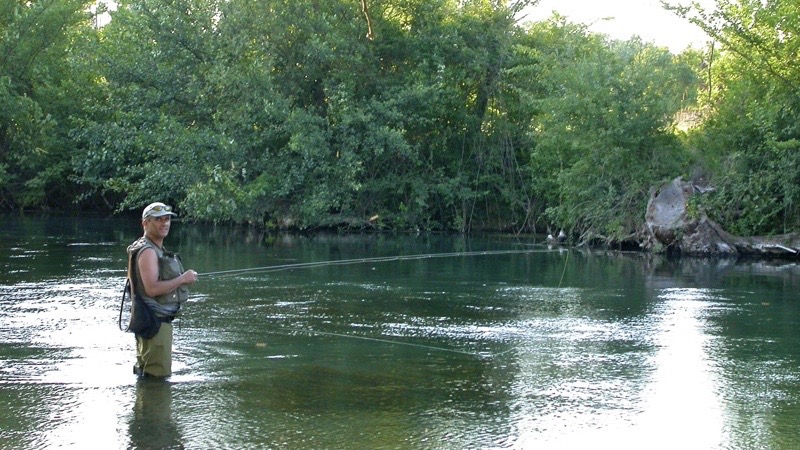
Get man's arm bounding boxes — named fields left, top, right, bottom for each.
left=137, top=248, right=197, bottom=297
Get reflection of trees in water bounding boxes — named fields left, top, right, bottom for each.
left=128, top=379, right=184, bottom=449
left=641, top=253, right=800, bottom=291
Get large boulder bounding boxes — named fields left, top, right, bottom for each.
left=644, top=176, right=695, bottom=246
left=643, top=177, right=800, bottom=257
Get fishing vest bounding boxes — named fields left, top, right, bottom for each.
left=127, top=236, right=189, bottom=316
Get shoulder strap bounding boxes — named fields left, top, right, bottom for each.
left=127, top=251, right=135, bottom=295
left=127, top=244, right=143, bottom=296
left=120, top=241, right=145, bottom=332
left=120, top=237, right=162, bottom=332
left=127, top=237, right=160, bottom=296
left=118, top=278, right=130, bottom=332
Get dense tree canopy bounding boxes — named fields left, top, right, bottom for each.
left=1, top=0, right=797, bottom=244
left=668, top=0, right=800, bottom=236
left=0, top=0, right=94, bottom=208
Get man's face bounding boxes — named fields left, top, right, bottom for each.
left=144, top=215, right=171, bottom=239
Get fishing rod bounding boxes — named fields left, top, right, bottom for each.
left=200, top=248, right=549, bottom=278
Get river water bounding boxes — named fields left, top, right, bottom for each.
left=1, top=215, right=799, bottom=449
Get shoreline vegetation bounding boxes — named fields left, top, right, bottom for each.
left=1, top=1, right=798, bottom=255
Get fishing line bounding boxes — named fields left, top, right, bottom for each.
left=201, top=248, right=549, bottom=278
left=276, top=326, right=489, bottom=358
left=558, top=249, right=570, bottom=288
left=197, top=248, right=551, bottom=359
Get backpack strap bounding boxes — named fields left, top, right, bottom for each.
left=118, top=278, right=131, bottom=332
left=119, top=238, right=150, bottom=332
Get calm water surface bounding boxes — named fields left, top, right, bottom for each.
left=1, top=216, right=799, bottom=449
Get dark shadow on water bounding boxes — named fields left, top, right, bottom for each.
left=128, top=378, right=184, bottom=450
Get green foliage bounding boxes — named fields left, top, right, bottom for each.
left=8, top=0, right=798, bottom=242
left=0, top=0, right=94, bottom=208
left=674, top=0, right=800, bottom=235
left=512, top=17, right=696, bottom=242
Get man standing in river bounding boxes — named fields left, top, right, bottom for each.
left=128, top=202, right=198, bottom=378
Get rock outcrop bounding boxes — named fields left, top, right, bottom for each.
left=643, top=177, right=800, bottom=257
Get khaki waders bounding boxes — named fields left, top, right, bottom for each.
left=136, top=322, right=174, bottom=377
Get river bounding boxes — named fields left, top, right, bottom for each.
left=1, top=215, right=798, bottom=449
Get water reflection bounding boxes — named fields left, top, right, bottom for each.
left=37, top=385, right=132, bottom=449
left=508, top=288, right=723, bottom=448
left=128, top=380, right=183, bottom=449
left=2, top=217, right=800, bottom=449
left=631, top=288, right=725, bottom=448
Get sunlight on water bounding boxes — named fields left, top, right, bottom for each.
left=36, top=386, right=133, bottom=449
left=511, top=287, right=726, bottom=449
left=629, top=288, right=726, bottom=448
left=0, top=279, right=132, bottom=386
left=2, top=219, right=800, bottom=449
